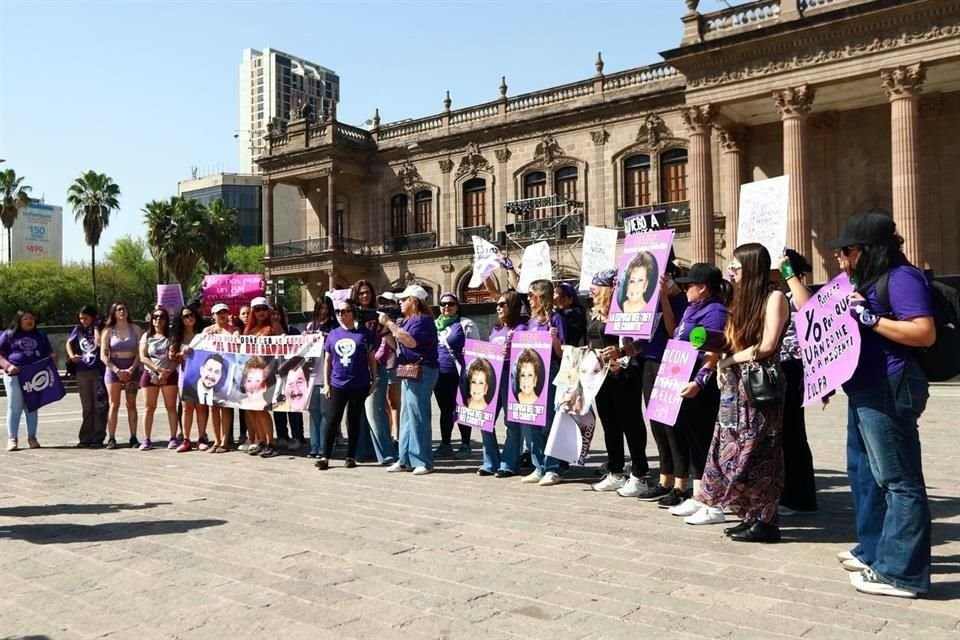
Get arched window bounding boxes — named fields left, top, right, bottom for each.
left=523, top=171, right=547, bottom=219
left=659, top=148, right=688, bottom=203
left=414, top=190, right=432, bottom=234
left=390, top=194, right=408, bottom=237
left=459, top=282, right=494, bottom=304
left=555, top=166, right=578, bottom=202
left=624, top=154, right=651, bottom=208
left=463, top=178, right=486, bottom=228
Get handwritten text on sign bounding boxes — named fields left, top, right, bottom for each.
left=794, top=273, right=861, bottom=406
left=644, top=339, right=698, bottom=426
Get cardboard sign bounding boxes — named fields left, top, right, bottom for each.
left=507, top=331, right=553, bottom=427
left=644, top=339, right=698, bottom=426
left=623, top=209, right=666, bottom=236
left=795, top=273, right=861, bottom=406
left=607, top=229, right=675, bottom=338
left=468, top=236, right=502, bottom=288
left=156, top=284, right=184, bottom=316
left=455, top=339, right=505, bottom=432
left=578, top=226, right=619, bottom=293
left=201, top=274, right=265, bottom=316
left=737, top=176, right=789, bottom=259
left=516, top=241, right=552, bottom=294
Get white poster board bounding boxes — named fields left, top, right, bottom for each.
left=577, top=226, right=619, bottom=293
left=737, top=175, right=789, bottom=259
left=467, top=236, right=502, bottom=288
left=516, top=241, right=552, bottom=294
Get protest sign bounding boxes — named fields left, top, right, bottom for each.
left=578, top=226, right=619, bottom=293
left=467, top=236, right=502, bottom=288
left=644, top=339, right=698, bottom=426
left=507, top=331, right=553, bottom=427
left=156, top=284, right=184, bottom=315
left=17, top=357, right=66, bottom=412
left=737, top=176, right=789, bottom=259
left=553, top=346, right=608, bottom=416
left=607, top=229, right=674, bottom=338
left=795, top=273, right=861, bottom=406
left=455, top=339, right=505, bottom=432
left=544, top=410, right=597, bottom=466
left=201, top=274, right=265, bottom=316
left=623, top=209, right=666, bottom=235
left=516, top=241, right=552, bottom=294
left=181, top=334, right=323, bottom=412
left=327, top=289, right=352, bottom=306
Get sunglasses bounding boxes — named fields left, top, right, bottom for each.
left=152, top=315, right=166, bottom=320
left=116, top=307, right=127, bottom=312
left=215, top=310, right=229, bottom=315
left=335, top=309, right=353, bottom=315
left=440, top=301, right=457, bottom=307
left=181, top=313, right=195, bottom=319
left=496, top=301, right=507, bottom=308
left=727, top=262, right=742, bottom=271
left=254, top=306, right=269, bottom=312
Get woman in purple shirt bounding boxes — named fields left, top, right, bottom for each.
left=0, top=309, right=57, bottom=451
left=379, top=284, right=439, bottom=475
left=66, top=304, right=107, bottom=447
left=433, top=292, right=471, bottom=459
left=827, top=211, right=935, bottom=599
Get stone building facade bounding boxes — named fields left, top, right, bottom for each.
left=257, top=0, right=960, bottom=305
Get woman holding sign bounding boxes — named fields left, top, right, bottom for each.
left=826, top=211, right=934, bottom=599
left=0, top=309, right=57, bottom=451
left=243, top=297, right=285, bottom=458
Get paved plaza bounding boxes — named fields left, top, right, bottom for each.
left=1, top=385, right=958, bottom=640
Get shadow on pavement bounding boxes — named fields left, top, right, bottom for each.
left=0, top=518, right=226, bottom=544
left=0, top=502, right=171, bottom=518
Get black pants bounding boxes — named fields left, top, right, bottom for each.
left=641, top=359, right=674, bottom=476
left=434, top=370, right=471, bottom=446
left=779, top=359, right=818, bottom=511
left=273, top=411, right=304, bottom=441
left=666, top=377, right=720, bottom=481
left=321, top=386, right=367, bottom=459
left=595, top=368, right=647, bottom=476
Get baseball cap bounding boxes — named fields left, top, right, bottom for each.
left=397, top=284, right=429, bottom=301
left=250, top=296, right=271, bottom=309
left=377, top=291, right=398, bottom=303
left=675, top=263, right=723, bottom=288
left=211, top=303, right=230, bottom=314
left=592, top=269, right=618, bottom=287
left=826, top=210, right=896, bottom=249
left=556, top=283, right=578, bottom=299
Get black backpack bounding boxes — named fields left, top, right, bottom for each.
left=876, top=269, right=960, bottom=382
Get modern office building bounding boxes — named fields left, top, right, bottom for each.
left=4, top=199, right=63, bottom=264
left=238, top=48, right=340, bottom=174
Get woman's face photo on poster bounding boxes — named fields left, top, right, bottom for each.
left=462, top=357, right=497, bottom=410
left=513, top=348, right=545, bottom=405
left=618, top=250, right=660, bottom=313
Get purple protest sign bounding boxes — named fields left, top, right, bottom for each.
left=156, top=284, right=184, bottom=315
left=644, top=339, right=698, bottom=427
left=606, top=229, right=675, bottom=338
left=17, top=357, right=66, bottom=412
left=507, top=332, right=553, bottom=427
left=456, top=339, right=505, bottom=433
left=201, top=274, right=265, bottom=316
left=795, top=273, right=861, bottom=406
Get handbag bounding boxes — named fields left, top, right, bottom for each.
left=395, top=361, right=422, bottom=380
left=742, top=359, right=783, bottom=408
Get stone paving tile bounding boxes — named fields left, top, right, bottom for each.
left=1, top=387, right=958, bottom=639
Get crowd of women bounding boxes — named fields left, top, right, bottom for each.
left=0, top=210, right=937, bottom=599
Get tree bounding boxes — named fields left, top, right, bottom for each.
left=200, top=198, right=239, bottom=274
left=142, top=199, right=171, bottom=283
left=147, top=196, right=206, bottom=287
left=0, top=168, right=32, bottom=263
left=67, top=170, right=121, bottom=307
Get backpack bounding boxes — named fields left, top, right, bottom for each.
left=876, top=269, right=960, bottom=382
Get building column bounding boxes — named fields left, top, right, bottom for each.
left=495, top=149, right=511, bottom=238
left=264, top=180, right=275, bottom=259
left=590, top=129, right=608, bottom=227
left=716, top=125, right=747, bottom=252
left=681, top=104, right=717, bottom=264
left=439, top=159, right=454, bottom=246
left=327, top=169, right=337, bottom=246
left=882, top=63, right=925, bottom=266
left=773, top=85, right=815, bottom=260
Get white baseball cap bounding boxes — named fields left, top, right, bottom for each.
left=211, top=303, right=230, bottom=314
left=396, top=284, right=428, bottom=301
left=377, top=291, right=398, bottom=302
left=250, top=296, right=271, bottom=309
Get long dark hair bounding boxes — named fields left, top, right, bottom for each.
left=495, top=290, right=523, bottom=330
left=351, top=280, right=377, bottom=309
left=725, top=243, right=770, bottom=352
left=854, top=234, right=907, bottom=293
left=147, top=308, right=171, bottom=338
left=7, top=309, right=36, bottom=335
left=103, top=301, right=130, bottom=330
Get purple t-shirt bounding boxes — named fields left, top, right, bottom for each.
left=0, top=329, right=53, bottom=367
left=437, top=319, right=465, bottom=374
left=843, top=265, right=933, bottom=392
left=324, top=326, right=373, bottom=390
left=397, top=315, right=439, bottom=367
left=641, top=292, right=690, bottom=363
left=524, top=311, right=566, bottom=348
left=69, top=325, right=103, bottom=372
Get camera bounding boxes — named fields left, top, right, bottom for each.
left=358, top=306, right=402, bottom=324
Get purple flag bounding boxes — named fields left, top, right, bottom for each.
left=18, top=358, right=66, bottom=412
left=643, top=339, right=698, bottom=427
left=507, top=332, right=553, bottom=428
left=456, top=340, right=505, bottom=433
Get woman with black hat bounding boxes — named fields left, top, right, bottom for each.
left=826, top=210, right=935, bottom=599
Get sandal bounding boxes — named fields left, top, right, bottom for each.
left=215, top=445, right=228, bottom=453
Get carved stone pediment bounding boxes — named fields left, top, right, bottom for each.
left=397, top=160, right=422, bottom=191
left=532, top=135, right=565, bottom=167
left=455, top=142, right=493, bottom=178
left=636, top=113, right=669, bottom=149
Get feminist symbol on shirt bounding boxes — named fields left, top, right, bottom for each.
left=334, top=338, right=357, bottom=367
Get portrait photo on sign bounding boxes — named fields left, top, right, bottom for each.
left=512, top=348, right=545, bottom=405
left=272, top=355, right=316, bottom=412
left=460, top=357, right=498, bottom=411
left=181, top=351, right=236, bottom=406
left=232, top=354, right=279, bottom=411
left=554, top=346, right=608, bottom=416
left=616, top=250, right=659, bottom=313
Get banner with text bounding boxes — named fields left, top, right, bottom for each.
left=507, top=332, right=553, bottom=427
left=578, top=226, right=619, bottom=293
left=644, top=339, right=698, bottom=426
left=737, top=176, right=789, bottom=259
left=795, top=273, right=861, bottom=406
left=201, top=274, right=265, bottom=316
left=623, top=209, right=666, bottom=236
left=516, top=241, right=552, bottom=294
left=455, top=339, right=505, bottom=432
left=607, top=228, right=674, bottom=338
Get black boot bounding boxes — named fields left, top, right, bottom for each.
left=729, top=521, right=781, bottom=543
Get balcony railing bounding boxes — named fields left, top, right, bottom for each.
left=506, top=212, right=584, bottom=240
left=271, top=236, right=374, bottom=259
left=457, top=225, right=492, bottom=246
left=615, top=201, right=691, bottom=229
left=383, top=232, right=437, bottom=253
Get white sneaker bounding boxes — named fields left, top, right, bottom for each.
left=684, top=505, right=726, bottom=525
left=592, top=473, right=626, bottom=492
left=850, top=568, right=917, bottom=599
left=538, top=471, right=562, bottom=486
left=837, top=550, right=856, bottom=563
left=669, top=497, right=703, bottom=517
left=520, top=471, right=542, bottom=484
left=411, top=466, right=433, bottom=476
left=386, top=462, right=407, bottom=472
left=6, top=438, right=18, bottom=452
left=842, top=557, right=869, bottom=572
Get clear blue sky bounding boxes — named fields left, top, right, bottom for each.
left=1, top=0, right=695, bottom=264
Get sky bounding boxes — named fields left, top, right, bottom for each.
left=0, top=0, right=697, bottom=264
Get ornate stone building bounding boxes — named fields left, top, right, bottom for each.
left=258, top=0, right=960, bottom=305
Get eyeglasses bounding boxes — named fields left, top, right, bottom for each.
left=116, top=307, right=127, bottom=312
left=496, top=302, right=507, bottom=308
left=335, top=309, right=353, bottom=316
left=727, top=262, right=742, bottom=271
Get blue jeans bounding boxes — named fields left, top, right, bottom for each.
left=365, top=372, right=398, bottom=464
left=308, top=386, right=329, bottom=455
left=398, top=365, right=439, bottom=469
left=528, top=365, right=567, bottom=476
left=480, top=371, right=522, bottom=473
left=4, top=373, right=38, bottom=440
left=845, top=361, right=931, bottom=593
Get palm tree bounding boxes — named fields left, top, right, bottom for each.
left=200, top=198, right=239, bottom=274
left=163, top=196, right=206, bottom=286
left=143, top=199, right=172, bottom=283
left=0, top=169, right=32, bottom=263
left=67, top=171, right=121, bottom=306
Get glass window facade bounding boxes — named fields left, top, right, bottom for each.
left=181, top=184, right=262, bottom=247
